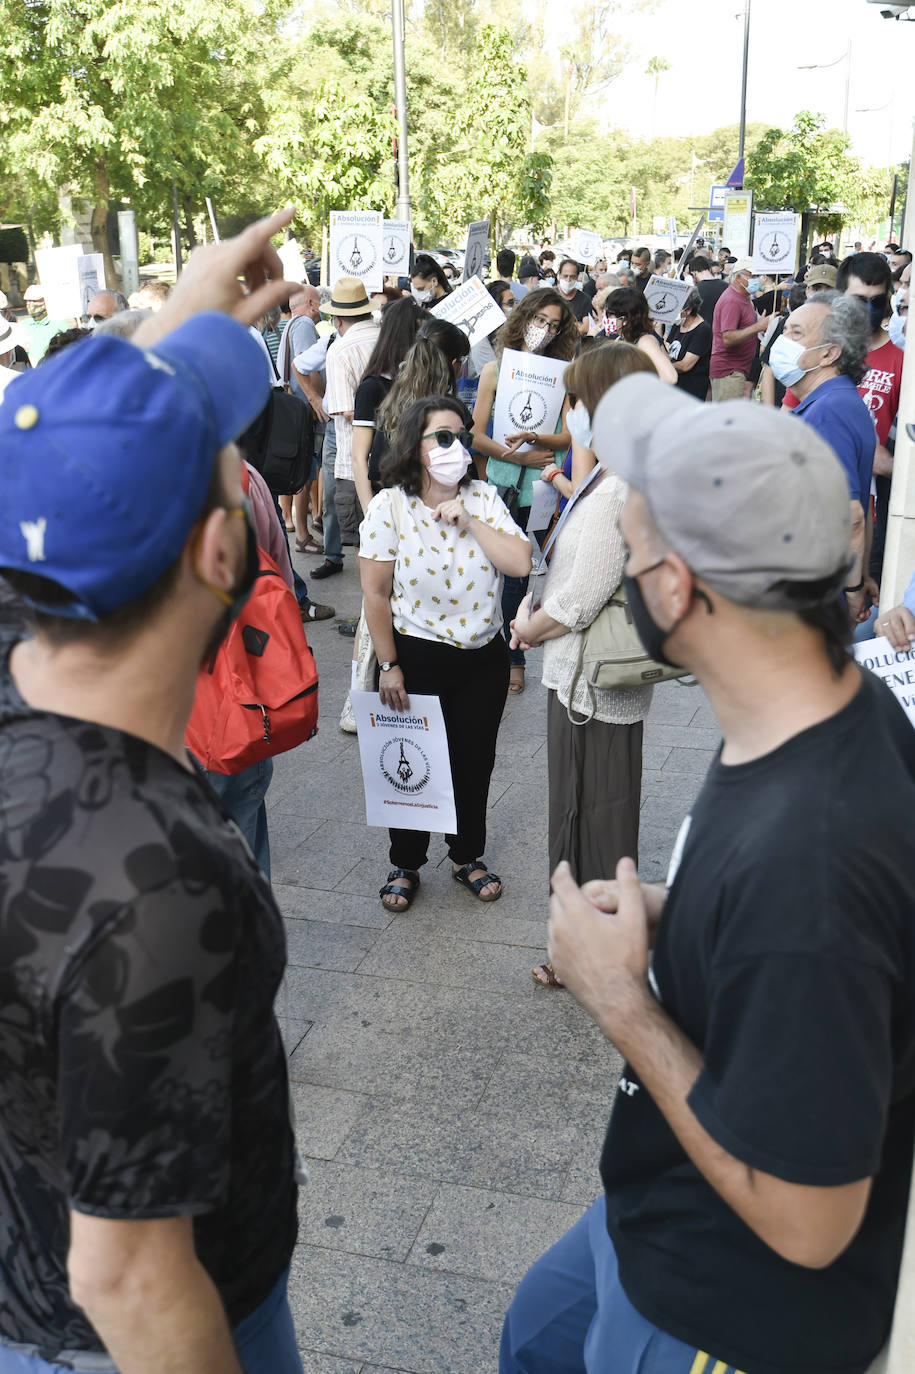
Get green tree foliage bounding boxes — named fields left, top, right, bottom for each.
left=746, top=110, right=889, bottom=231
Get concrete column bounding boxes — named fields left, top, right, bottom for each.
left=879, top=116, right=915, bottom=612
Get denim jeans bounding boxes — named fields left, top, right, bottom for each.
left=270, top=493, right=310, bottom=610
left=205, top=757, right=274, bottom=878
left=0, top=1267, right=302, bottom=1374
left=500, top=1200, right=736, bottom=1374
left=322, top=424, right=343, bottom=565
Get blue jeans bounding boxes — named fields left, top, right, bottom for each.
left=271, top=493, right=310, bottom=610
left=0, top=1268, right=301, bottom=1374
left=205, top=757, right=274, bottom=878
left=322, top=424, right=342, bottom=565
left=501, top=1199, right=740, bottom=1374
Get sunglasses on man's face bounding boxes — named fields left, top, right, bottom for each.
left=423, top=428, right=474, bottom=449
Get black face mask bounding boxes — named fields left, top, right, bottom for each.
left=623, top=561, right=713, bottom=668
left=200, top=505, right=260, bottom=665
left=867, top=295, right=889, bottom=331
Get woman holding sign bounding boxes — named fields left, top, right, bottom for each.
left=360, top=395, right=531, bottom=912
left=471, top=289, right=577, bottom=693
left=602, top=286, right=678, bottom=384
left=510, top=343, right=657, bottom=987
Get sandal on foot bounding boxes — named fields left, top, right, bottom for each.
left=532, top=961, right=564, bottom=988
left=508, top=666, right=525, bottom=695
left=452, top=861, right=502, bottom=903
left=380, top=868, right=420, bottom=911
left=296, top=537, right=324, bottom=554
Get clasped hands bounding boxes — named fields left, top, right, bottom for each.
left=548, top=859, right=662, bottom=1038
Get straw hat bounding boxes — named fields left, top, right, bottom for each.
left=320, top=277, right=372, bottom=317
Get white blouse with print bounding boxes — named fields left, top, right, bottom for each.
left=359, top=480, right=529, bottom=649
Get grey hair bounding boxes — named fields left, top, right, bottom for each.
left=93, top=308, right=152, bottom=339
left=812, top=291, right=871, bottom=385
left=683, top=287, right=703, bottom=317
left=318, top=286, right=333, bottom=305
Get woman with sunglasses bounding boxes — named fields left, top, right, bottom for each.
left=600, top=286, right=678, bottom=384
left=359, top=395, right=532, bottom=912
left=471, top=288, right=577, bottom=693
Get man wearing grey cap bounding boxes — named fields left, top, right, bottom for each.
left=501, top=375, right=915, bottom=1374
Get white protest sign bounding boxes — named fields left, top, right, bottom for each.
left=527, top=478, right=558, bottom=533
left=430, top=274, right=506, bottom=350
left=752, top=212, right=800, bottom=275
left=277, top=238, right=307, bottom=284
left=492, top=348, right=568, bottom=452
left=674, top=213, right=706, bottom=279
left=643, top=274, right=692, bottom=324
left=34, top=243, right=84, bottom=321
left=462, top=219, right=490, bottom=282
left=570, top=229, right=603, bottom=267
left=351, top=691, right=457, bottom=831
left=722, top=190, right=753, bottom=259
left=77, top=253, right=105, bottom=315
left=382, top=220, right=411, bottom=275
left=853, top=637, right=915, bottom=727
left=329, top=210, right=383, bottom=292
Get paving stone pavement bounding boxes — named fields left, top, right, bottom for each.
left=274, top=544, right=720, bottom=1374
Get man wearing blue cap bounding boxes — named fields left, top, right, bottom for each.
left=0, top=212, right=306, bottom=1373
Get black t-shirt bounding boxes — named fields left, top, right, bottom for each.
left=696, top=277, right=728, bottom=325
left=564, top=289, right=595, bottom=323
left=666, top=320, right=712, bottom=400
left=601, top=670, right=915, bottom=1374
left=0, top=645, right=298, bottom=1362
left=353, top=372, right=393, bottom=492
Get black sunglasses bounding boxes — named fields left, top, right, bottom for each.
left=422, top=427, right=474, bottom=449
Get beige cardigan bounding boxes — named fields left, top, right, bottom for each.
left=540, top=471, right=652, bottom=725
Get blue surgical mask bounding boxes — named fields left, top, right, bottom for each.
left=566, top=404, right=593, bottom=450
left=747, top=277, right=761, bottom=294
left=768, top=335, right=829, bottom=388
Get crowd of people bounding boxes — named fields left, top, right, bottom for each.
left=0, top=208, right=913, bottom=1374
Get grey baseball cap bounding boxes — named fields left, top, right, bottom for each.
left=591, top=374, right=852, bottom=608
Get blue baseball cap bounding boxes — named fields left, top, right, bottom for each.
left=0, top=312, right=270, bottom=619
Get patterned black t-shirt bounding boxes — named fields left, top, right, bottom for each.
left=0, top=643, right=298, bottom=1364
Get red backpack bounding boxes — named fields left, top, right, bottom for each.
left=186, top=492, right=319, bottom=774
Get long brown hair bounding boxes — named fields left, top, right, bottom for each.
left=494, top=288, right=577, bottom=362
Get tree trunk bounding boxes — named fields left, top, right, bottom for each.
left=91, top=156, right=121, bottom=290
left=182, top=197, right=198, bottom=251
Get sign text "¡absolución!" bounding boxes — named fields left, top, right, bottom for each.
left=510, top=367, right=557, bottom=388
left=369, top=713, right=430, bottom=730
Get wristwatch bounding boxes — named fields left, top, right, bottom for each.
left=379, top=660, right=399, bottom=673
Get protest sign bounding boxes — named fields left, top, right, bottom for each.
left=644, top=274, right=692, bottom=324
left=570, top=229, right=603, bottom=266
left=382, top=220, right=411, bottom=275
left=752, top=212, right=800, bottom=275
left=674, top=214, right=706, bottom=279
left=351, top=691, right=457, bottom=831
left=77, top=254, right=105, bottom=316
left=462, top=219, right=490, bottom=282
left=430, top=275, right=506, bottom=349
left=668, top=217, right=678, bottom=254
left=277, top=238, right=306, bottom=284
left=329, top=210, right=383, bottom=292
left=35, top=244, right=84, bottom=321
left=491, top=348, right=568, bottom=452
left=853, top=637, right=915, bottom=727
left=722, top=191, right=753, bottom=259
left=527, top=478, right=558, bottom=533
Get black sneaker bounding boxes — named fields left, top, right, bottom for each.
left=311, top=560, right=344, bottom=580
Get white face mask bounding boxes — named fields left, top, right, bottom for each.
left=888, top=311, right=907, bottom=350
left=523, top=321, right=550, bottom=352
left=891, top=288, right=906, bottom=315
left=558, top=277, right=577, bottom=294
left=411, top=284, right=433, bottom=305
left=566, top=403, right=593, bottom=450
left=426, top=437, right=472, bottom=486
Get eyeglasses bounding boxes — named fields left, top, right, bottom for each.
left=531, top=315, right=561, bottom=334
left=422, top=428, right=474, bottom=449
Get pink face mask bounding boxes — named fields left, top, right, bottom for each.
left=426, top=437, right=472, bottom=486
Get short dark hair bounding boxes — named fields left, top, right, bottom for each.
left=558, top=258, right=582, bottom=276
left=496, top=248, right=516, bottom=278
left=602, top=286, right=650, bottom=344
left=380, top=395, right=474, bottom=496
left=539, top=250, right=555, bottom=264
left=688, top=255, right=711, bottom=274
left=487, top=279, right=513, bottom=305
left=836, top=251, right=892, bottom=294
left=3, top=456, right=228, bottom=650
left=633, top=247, right=651, bottom=262
left=40, top=327, right=90, bottom=362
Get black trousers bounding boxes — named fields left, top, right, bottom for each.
left=388, top=629, right=510, bottom=871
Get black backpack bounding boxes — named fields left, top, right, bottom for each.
left=238, top=388, right=314, bottom=496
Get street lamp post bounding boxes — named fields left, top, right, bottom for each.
left=391, top=0, right=411, bottom=221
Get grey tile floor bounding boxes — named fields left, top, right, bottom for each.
left=274, top=544, right=719, bottom=1373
